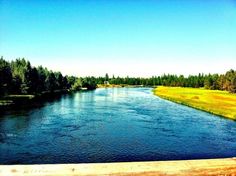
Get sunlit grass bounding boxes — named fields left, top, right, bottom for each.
left=7, top=95, right=35, bottom=99
left=154, top=86, right=236, bottom=120
left=0, top=95, right=35, bottom=106
left=0, top=100, right=13, bottom=106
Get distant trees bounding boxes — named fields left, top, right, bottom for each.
left=1, top=57, right=236, bottom=98
left=82, top=77, right=97, bottom=90
left=105, top=73, right=109, bottom=81
left=224, top=69, right=236, bottom=93
left=72, top=78, right=82, bottom=91
left=0, top=57, right=98, bottom=97
left=98, top=72, right=236, bottom=93
left=0, top=57, right=12, bottom=96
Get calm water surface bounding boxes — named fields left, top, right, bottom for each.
left=0, top=88, right=236, bottom=164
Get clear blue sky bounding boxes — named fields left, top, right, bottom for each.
left=0, top=0, right=236, bottom=77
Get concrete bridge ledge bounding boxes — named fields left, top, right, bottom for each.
left=0, top=158, right=236, bottom=176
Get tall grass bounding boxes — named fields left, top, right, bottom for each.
left=154, top=86, right=236, bottom=120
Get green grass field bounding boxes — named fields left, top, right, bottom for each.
left=154, top=86, right=236, bottom=120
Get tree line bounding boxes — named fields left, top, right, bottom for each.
left=1, top=57, right=236, bottom=97
left=97, top=71, right=236, bottom=93
left=0, top=57, right=96, bottom=97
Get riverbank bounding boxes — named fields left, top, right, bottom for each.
left=0, top=89, right=69, bottom=107
left=154, top=86, right=236, bottom=120
left=0, top=157, right=235, bottom=176
left=0, top=95, right=35, bottom=106
left=97, top=84, right=153, bottom=88
left=0, top=86, right=140, bottom=107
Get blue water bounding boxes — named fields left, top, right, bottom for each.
left=0, top=88, right=236, bottom=164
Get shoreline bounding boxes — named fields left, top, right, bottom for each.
left=97, top=84, right=149, bottom=88
left=0, top=89, right=71, bottom=108
left=2, top=86, right=236, bottom=121
left=154, top=86, right=236, bottom=120
left=0, top=88, right=94, bottom=108
left=0, top=86, right=144, bottom=107
left=155, top=93, right=231, bottom=120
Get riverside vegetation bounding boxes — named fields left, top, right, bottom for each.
left=154, top=86, right=236, bottom=120
left=1, top=57, right=236, bottom=113
left=0, top=57, right=97, bottom=105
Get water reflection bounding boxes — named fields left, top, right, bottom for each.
left=0, top=88, right=236, bottom=164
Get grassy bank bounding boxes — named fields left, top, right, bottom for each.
left=0, top=89, right=70, bottom=107
left=0, top=95, right=35, bottom=106
left=154, top=86, right=236, bottom=120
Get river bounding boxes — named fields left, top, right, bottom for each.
left=0, top=88, right=236, bottom=164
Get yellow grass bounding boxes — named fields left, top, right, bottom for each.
left=154, top=86, right=236, bottom=120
